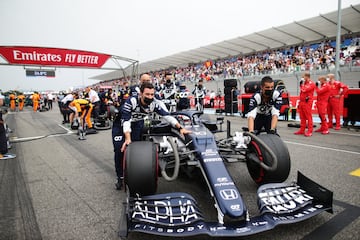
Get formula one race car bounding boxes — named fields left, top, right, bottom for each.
left=119, top=110, right=333, bottom=238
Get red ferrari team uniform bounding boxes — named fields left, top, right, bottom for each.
left=327, top=81, right=348, bottom=129
left=315, top=82, right=330, bottom=133
left=296, top=80, right=315, bottom=135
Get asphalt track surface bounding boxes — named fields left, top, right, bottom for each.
left=0, top=105, right=359, bottom=240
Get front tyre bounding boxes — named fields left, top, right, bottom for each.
left=124, top=141, right=158, bottom=196
left=246, top=134, right=290, bottom=184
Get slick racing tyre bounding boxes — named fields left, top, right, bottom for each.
left=124, top=141, right=158, bottom=196
left=246, top=134, right=290, bottom=184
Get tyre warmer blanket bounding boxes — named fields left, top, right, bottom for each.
left=124, top=172, right=333, bottom=237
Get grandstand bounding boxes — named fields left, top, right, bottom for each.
left=91, top=4, right=360, bottom=95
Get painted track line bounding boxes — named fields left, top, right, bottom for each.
left=284, top=140, right=360, bottom=155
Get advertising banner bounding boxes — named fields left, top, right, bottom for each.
left=0, top=46, right=111, bottom=68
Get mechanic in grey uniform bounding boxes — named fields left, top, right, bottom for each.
left=247, top=76, right=282, bottom=134
left=113, top=82, right=191, bottom=190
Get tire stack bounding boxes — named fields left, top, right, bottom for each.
left=224, top=79, right=238, bottom=114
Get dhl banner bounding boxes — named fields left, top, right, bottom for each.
left=0, top=46, right=111, bottom=68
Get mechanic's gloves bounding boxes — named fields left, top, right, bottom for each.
left=299, top=80, right=304, bottom=86
left=315, top=81, right=320, bottom=87
left=269, top=129, right=276, bottom=134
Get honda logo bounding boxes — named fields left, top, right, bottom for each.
left=219, top=189, right=238, bottom=200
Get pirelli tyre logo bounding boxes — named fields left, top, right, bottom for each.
left=219, top=189, right=238, bottom=200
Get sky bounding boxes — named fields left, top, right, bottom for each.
left=0, top=0, right=359, bottom=92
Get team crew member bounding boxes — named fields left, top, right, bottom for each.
left=315, top=76, right=331, bottom=134
left=112, top=82, right=191, bottom=190
left=61, top=92, right=75, bottom=124
left=0, top=92, right=7, bottom=159
left=327, top=73, right=348, bottom=130
left=85, top=87, right=101, bottom=120
left=159, top=72, right=178, bottom=112
left=69, top=98, right=95, bottom=132
left=192, top=79, right=206, bottom=110
left=129, top=73, right=153, bottom=98
left=32, top=91, right=41, bottom=112
left=294, top=72, right=315, bottom=137
left=117, top=81, right=131, bottom=106
left=17, top=93, right=26, bottom=111
left=111, top=76, right=153, bottom=190
left=247, top=76, right=282, bottom=134
left=9, top=92, right=16, bottom=111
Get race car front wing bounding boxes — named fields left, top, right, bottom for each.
left=121, top=172, right=333, bottom=237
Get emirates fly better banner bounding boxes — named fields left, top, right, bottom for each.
left=0, top=46, right=111, bottom=68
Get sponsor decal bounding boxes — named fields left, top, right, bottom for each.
left=133, top=223, right=205, bottom=234
left=132, top=199, right=199, bottom=224
left=219, top=189, right=239, bottom=200
left=201, top=149, right=217, bottom=156
left=214, top=181, right=234, bottom=187
left=258, top=186, right=314, bottom=214
left=271, top=205, right=324, bottom=221
left=113, top=136, right=122, bottom=141
left=216, top=177, right=228, bottom=183
left=203, top=157, right=222, bottom=163
left=0, top=46, right=110, bottom=68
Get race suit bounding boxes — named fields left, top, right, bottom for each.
left=112, top=96, right=178, bottom=181
left=315, top=83, right=330, bottom=132
left=327, top=80, right=348, bottom=128
left=247, top=90, right=282, bottom=133
left=298, top=80, right=315, bottom=133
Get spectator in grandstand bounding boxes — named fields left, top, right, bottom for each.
left=327, top=73, right=348, bottom=130
left=247, top=76, right=282, bottom=134
left=294, top=72, right=315, bottom=137
left=315, top=76, right=330, bottom=134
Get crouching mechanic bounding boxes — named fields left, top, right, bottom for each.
left=68, top=98, right=96, bottom=134
left=247, top=76, right=282, bottom=134
left=112, top=82, right=191, bottom=190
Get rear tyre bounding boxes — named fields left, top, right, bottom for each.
left=246, top=134, right=290, bottom=184
left=124, top=141, right=158, bottom=196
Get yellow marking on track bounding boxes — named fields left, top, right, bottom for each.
left=349, top=168, right=360, bottom=177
